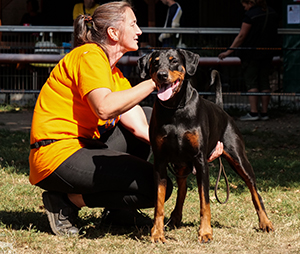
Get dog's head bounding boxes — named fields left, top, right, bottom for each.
left=138, top=49, right=200, bottom=101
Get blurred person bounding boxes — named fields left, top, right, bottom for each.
left=159, top=0, right=182, bottom=47
left=73, top=0, right=100, bottom=21
left=218, top=0, right=278, bottom=121
left=20, top=0, right=43, bottom=26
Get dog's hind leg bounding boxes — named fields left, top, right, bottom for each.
left=194, top=157, right=213, bottom=243
left=169, top=165, right=189, bottom=228
left=223, top=150, right=274, bottom=232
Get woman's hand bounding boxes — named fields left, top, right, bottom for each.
left=208, top=141, right=224, bottom=162
left=218, top=51, right=230, bottom=60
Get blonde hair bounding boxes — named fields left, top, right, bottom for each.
left=73, top=1, right=133, bottom=48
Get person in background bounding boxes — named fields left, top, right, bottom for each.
left=29, top=1, right=223, bottom=236
left=73, top=0, right=100, bottom=21
left=159, top=0, right=182, bottom=47
left=218, top=0, right=278, bottom=121
left=20, top=0, right=43, bottom=26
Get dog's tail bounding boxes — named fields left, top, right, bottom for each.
left=210, top=70, right=223, bottom=109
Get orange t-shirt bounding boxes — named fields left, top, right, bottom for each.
left=29, top=43, right=131, bottom=185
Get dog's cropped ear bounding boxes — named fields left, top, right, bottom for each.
left=177, top=49, right=200, bottom=76
left=137, top=52, right=155, bottom=79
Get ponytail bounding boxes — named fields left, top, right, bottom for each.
left=73, top=14, right=94, bottom=47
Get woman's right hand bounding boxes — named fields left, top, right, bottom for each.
left=218, top=51, right=230, bottom=60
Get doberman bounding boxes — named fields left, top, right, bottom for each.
left=138, top=49, right=274, bottom=243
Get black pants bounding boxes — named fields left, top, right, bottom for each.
left=36, top=107, right=173, bottom=209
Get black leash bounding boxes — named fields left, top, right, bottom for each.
left=214, top=157, right=230, bottom=204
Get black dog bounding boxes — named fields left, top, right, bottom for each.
left=138, top=49, right=274, bottom=243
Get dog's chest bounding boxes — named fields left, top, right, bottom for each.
left=155, top=122, right=201, bottom=157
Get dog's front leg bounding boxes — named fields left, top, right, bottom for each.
left=169, top=166, right=189, bottom=228
left=194, top=157, right=213, bottom=243
left=151, top=164, right=168, bottom=243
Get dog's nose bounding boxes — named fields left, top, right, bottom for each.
left=157, top=70, right=168, bottom=81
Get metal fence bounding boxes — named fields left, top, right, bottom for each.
left=0, top=26, right=300, bottom=110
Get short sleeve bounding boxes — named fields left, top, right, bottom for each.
left=77, top=49, right=114, bottom=98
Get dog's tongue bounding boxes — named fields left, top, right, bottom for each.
left=157, top=83, right=175, bottom=101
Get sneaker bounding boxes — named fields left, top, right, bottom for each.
left=240, top=113, right=259, bottom=121
left=100, top=208, right=152, bottom=227
left=260, top=115, right=269, bottom=121
left=42, top=191, right=80, bottom=236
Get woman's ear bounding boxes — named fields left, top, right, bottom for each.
left=107, top=27, right=119, bottom=41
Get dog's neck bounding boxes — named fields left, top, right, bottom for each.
left=158, top=80, right=193, bottom=109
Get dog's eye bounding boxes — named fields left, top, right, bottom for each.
left=170, top=58, right=178, bottom=64
left=153, top=59, right=160, bottom=66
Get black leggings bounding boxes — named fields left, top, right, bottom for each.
left=36, top=107, right=173, bottom=209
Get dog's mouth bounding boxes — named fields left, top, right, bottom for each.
left=157, top=79, right=180, bottom=101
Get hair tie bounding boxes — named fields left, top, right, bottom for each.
left=84, top=16, right=92, bottom=23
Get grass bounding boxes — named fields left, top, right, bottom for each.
left=0, top=119, right=300, bottom=253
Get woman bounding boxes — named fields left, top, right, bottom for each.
left=218, top=0, right=278, bottom=121
left=29, top=1, right=223, bottom=236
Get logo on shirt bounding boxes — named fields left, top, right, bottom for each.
left=98, top=116, right=121, bottom=135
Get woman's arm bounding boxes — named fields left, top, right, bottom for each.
left=86, top=78, right=156, bottom=121
left=218, top=22, right=251, bottom=60
left=119, top=105, right=150, bottom=144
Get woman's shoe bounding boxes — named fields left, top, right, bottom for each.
left=42, top=191, right=80, bottom=236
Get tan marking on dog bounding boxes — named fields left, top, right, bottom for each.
left=184, top=131, right=200, bottom=149
left=198, top=185, right=213, bottom=243
left=169, top=70, right=185, bottom=81
left=155, top=135, right=166, bottom=151
left=151, top=180, right=167, bottom=243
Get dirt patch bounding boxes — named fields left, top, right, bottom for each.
left=234, top=113, right=300, bottom=137
left=0, top=109, right=33, bottom=132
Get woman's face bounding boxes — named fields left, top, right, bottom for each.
left=242, top=2, right=253, bottom=11
left=118, top=8, right=142, bottom=52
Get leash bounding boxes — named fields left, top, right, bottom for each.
left=214, top=157, right=230, bottom=204
left=149, top=153, right=230, bottom=204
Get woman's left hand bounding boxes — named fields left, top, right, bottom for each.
left=208, top=141, right=224, bottom=162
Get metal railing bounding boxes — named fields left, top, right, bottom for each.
left=0, top=26, right=299, bottom=110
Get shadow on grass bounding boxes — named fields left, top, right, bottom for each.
left=0, top=129, right=30, bottom=175
left=0, top=210, right=152, bottom=240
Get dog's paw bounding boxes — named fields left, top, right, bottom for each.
left=198, top=234, right=213, bottom=244
left=169, top=212, right=182, bottom=228
left=151, top=235, right=167, bottom=244
left=260, top=220, right=274, bottom=233
left=151, top=226, right=166, bottom=243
